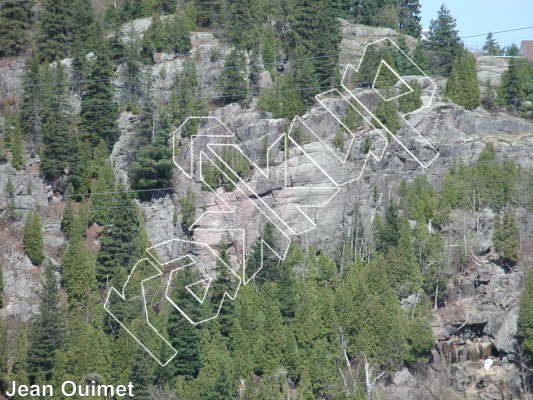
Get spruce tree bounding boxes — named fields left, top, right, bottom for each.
left=226, top=0, right=258, bottom=49
left=169, top=60, right=205, bottom=132
left=40, top=63, right=74, bottom=180
left=445, top=51, right=481, bottom=110
left=23, top=211, right=44, bottom=265
left=482, top=79, right=497, bottom=111
left=37, top=0, right=72, bottom=61
left=505, top=43, right=520, bottom=57
left=398, top=0, right=422, bottom=38
left=121, top=28, right=144, bottom=107
left=374, top=98, right=401, bottom=134
left=19, top=51, right=42, bottom=142
left=95, top=189, right=144, bottom=288
left=498, top=58, right=531, bottom=111
left=426, top=5, right=463, bottom=75
left=91, top=160, right=116, bottom=225
left=398, top=80, right=423, bottom=114
left=290, top=46, right=320, bottom=106
left=10, top=118, right=26, bottom=170
left=375, top=202, right=401, bottom=253
left=79, top=38, right=119, bottom=149
left=0, top=0, right=32, bottom=57
left=218, top=50, right=248, bottom=105
left=129, top=345, right=153, bottom=399
left=27, top=264, right=65, bottom=383
left=483, top=33, right=501, bottom=56
left=258, top=74, right=305, bottom=119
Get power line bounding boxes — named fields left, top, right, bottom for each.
left=462, top=26, right=533, bottom=39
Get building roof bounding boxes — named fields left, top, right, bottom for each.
left=521, top=40, right=533, bottom=61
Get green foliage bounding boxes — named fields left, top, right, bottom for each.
left=226, top=0, right=260, bottom=50
left=179, top=187, right=196, bottom=238
left=398, top=80, right=423, bottom=114
left=0, top=0, right=32, bottom=58
left=426, top=5, right=463, bottom=75
left=375, top=203, right=401, bottom=254
left=40, top=63, right=74, bottom=180
left=493, top=209, right=520, bottom=266
left=505, top=43, right=520, bottom=57
left=20, top=51, right=42, bottom=141
left=10, top=117, right=26, bottom=170
left=91, top=160, right=116, bottom=225
left=37, top=0, right=72, bottom=62
left=95, top=189, right=145, bottom=288
left=517, top=271, right=533, bottom=362
left=374, top=98, right=401, bottom=134
left=399, top=175, right=448, bottom=225
left=497, top=58, right=533, bottom=115
left=23, top=211, right=44, bottom=265
left=482, top=33, right=502, bottom=56
left=0, top=263, right=3, bottom=309
left=356, top=46, right=397, bottom=88
left=141, top=13, right=194, bottom=63
left=258, top=73, right=305, bottom=119
left=218, top=50, right=249, bottom=105
left=202, top=147, right=252, bottom=191
left=482, top=79, right=497, bottom=112
left=129, top=101, right=174, bottom=201
left=445, top=51, right=481, bottom=110
left=27, top=264, right=65, bottom=382
left=290, top=45, right=320, bottom=106
left=398, top=0, right=422, bottom=37
left=78, top=39, right=118, bottom=149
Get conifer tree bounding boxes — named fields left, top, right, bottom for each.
left=167, top=268, right=204, bottom=378
left=290, top=45, right=320, bottom=106
left=121, top=28, right=144, bottom=108
left=374, top=98, right=401, bottom=134
left=0, top=0, right=32, bottom=57
left=23, top=211, right=44, bottom=265
left=398, top=80, right=423, bottom=114
left=180, top=187, right=196, bottom=238
left=169, top=60, right=205, bottom=132
left=483, top=33, right=501, bottom=56
left=226, top=0, right=258, bottom=49
left=129, top=345, right=153, bottom=399
left=69, top=0, right=96, bottom=54
left=375, top=202, right=401, bottom=253
left=79, top=38, right=119, bottom=149
left=27, top=264, right=65, bottom=382
left=445, top=51, right=481, bottom=110
left=398, top=0, right=422, bottom=37
left=10, top=118, right=26, bottom=170
left=505, top=43, right=520, bottom=57
left=482, top=79, right=497, bottom=112
left=218, top=50, right=249, bottom=105
left=20, top=51, right=42, bottom=142
left=91, top=160, right=116, bottom=225
left=258, top=74, right=305, bottom=119
left=498, top=58, right=532, bottom=111
left=493, top=209, right=520, bottom=266
left=517, top=271, right=533, bottom=361
left=426, top=5, right=463, bottom=75
left=248, top=223, right=279, bottom=285
left=60, top=197, right=75, bottom=238
left=37, top=0, right=72, bottom=61
left=95, top=189, right=144, bottom=287
left=40, top=63, right=74, bottom=180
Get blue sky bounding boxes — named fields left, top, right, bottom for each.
left=421, top=0, right=533, bottom=49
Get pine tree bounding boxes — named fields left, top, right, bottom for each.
left=398, top=0, right=422, bottom=37
left=169, top=60, right=205, bottom=132
left=218, top=50, right=249, bottom=105
left=95, top=189, right=144, bottom=288
left=493, top=209, right=520, bottom=266
left=79, top=38, right=119, bottom=149
left=121, top=27, right=144, bottom=108
left=0, top=0, right=32, bottom=57
left=505, top=43, right=520, bottom=57
left=90, top=159, right=116, bottom=225
left=498, top=58, right=531, bottom=111
left=128, top=345, right=153, bottom=399
left=445, top=51, right=481, bottom=110
left=375, top=202, right=401, bottom=253
left=290, top=46, right=320, bottom=106
left=482, top=33, right=501, bottom=56
left=40, top=63, right=74, bottom=180
left=37, top=0, right=72, bottom=61
left=426, top=5, right=463, bottom=75
left=27, top=264, right=65, bottom=382
left=258, top=74, right=305, bottom=119
left=23, top=211, right=44, bottom=265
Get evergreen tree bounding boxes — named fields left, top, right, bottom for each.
left=398, top=79, right=423, bottom=114
left=257, top=74, right=305, bottom=119
left=482, top=32, right=501, bottom=56
left=23, top=211, right=44, bottom=265
left=375, top=202, right=401, bottom=253
left=180, top=187, right=197, bottom=238
left=505, top=43, right=520, bottom=57
left=426, top=5, right=463, bottom=75
left=493, top=209, right=520, bottom=266
left=169, top=60, right=205, bottom=132
left=95, top=189, right=144, bottom=287
left=69, top=0, right=96, bottom=54
left=121, top=28, right=144, bottom=107
left=129, top=101, right=174, bottom=201
left=290, top=45, right=320, bottom=106
left=27, top=264, right=65, bottom=382
left=128, top=346, right=153, bottom=399
left=374, top=98, right=401, bottom=134
left=40, top=63, right=74, bottom=180
left=290, top=0, right=341, bottom=88
left=226, top=0, right=258, bottom=49
left=167, top=268, right=204, bottom=378
left=37, top=0, right=72, bottom=61
left=398, top=0, right=422, bottom=37
left=498, top=58, right=532, bottom=111
left=482, top=79, right=497, bottom=111
left=79, top=38, right=119, bottom=149
left=218, top=50, right=249, bottom=105
left=10, top=118, right=26, bottom=170
left=0, top=0, right=32, bottom=57
left=517, top=271, right=533, bottom=361
left=19, top=51, right=43, bottom=142
left=445, top=51, right=481, bottom=110
left=248, top=223, right=279, bottom=285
